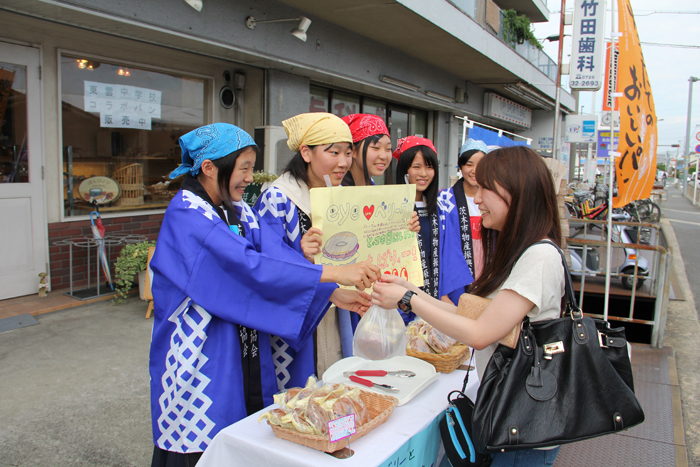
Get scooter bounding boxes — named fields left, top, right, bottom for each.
left=568, top=212, right=649, bottom=290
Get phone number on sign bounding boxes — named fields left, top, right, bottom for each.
left=570, top=80, right=600, bottom=87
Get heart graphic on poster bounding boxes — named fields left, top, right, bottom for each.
left=363, top=205, right=375, bottom=220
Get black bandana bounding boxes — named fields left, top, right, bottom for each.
left=452, top=179, right=475, bottom=278
left=181, top=174, right=262, bottom=415
left=416, top=206, right=440, bottom=299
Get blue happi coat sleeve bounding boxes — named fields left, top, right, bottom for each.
left=254, top=186, right=338, bottom=387
left=149, top=190, right=332, bottom=455
left=153, top=191, right=330, bottom=350
left=438, top=189, right=474, bottom=304
left=254, top=186, right=337, bottom=302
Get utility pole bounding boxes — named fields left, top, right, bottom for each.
left=552, top=0, right=566, bottom=163
left=683, top=77, right=699, bottom=193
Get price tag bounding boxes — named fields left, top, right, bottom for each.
left=328, top=414, right=356, bottom=443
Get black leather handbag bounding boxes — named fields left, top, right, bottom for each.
left=472, top=242, right=645, bottom=452
left=439, top=355, right=492, bottom=467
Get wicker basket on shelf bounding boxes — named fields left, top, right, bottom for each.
left=113, top=163, right=144, bottom=206
left=406, top=343, right=470, bottom=374
left=267, top=390, right=398, bottom=453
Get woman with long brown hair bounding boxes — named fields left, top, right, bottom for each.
left=372, top=145, right=564, bottom=466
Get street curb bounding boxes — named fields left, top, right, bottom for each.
left=659, top=217, right=697, bottom=466
left=660, top=219, right=696, bottom=310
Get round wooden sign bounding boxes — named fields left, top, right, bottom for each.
left=78, top=176, right=121, bottom=204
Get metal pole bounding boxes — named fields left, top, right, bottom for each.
left=603, top=0, right=618, bottom=321
left=552, top=0, right=566, bottom=162
left=683, top=77, right=699, bottom=194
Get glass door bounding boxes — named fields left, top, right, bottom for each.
left=0, top=43, right=47, bottom=299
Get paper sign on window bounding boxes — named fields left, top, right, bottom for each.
left=310, top=184, right=424, bottom=288
left=83, top=80, right=162, bottom=130
left=328, top=414, right=356, bottom=443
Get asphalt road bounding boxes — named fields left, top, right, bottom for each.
left=660, top=186, right=700, bottom=318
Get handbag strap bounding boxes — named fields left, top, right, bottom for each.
left=460, top=352, right=475, bottom=394
left=529, top=240, right=582, bottom=317
left=450, top=240, right=579, bottom=402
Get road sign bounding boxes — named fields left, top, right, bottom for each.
left=695, top=144, right=700, bottom=153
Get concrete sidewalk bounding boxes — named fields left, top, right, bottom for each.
left=0, top=299, right=154, bottom=467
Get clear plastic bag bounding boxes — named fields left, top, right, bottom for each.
left=352, top=305, right=407, bottom=360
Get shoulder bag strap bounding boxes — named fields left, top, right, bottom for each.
left=531, top=240, right=581, bottom=317
left=452, top=240, right=579, bottom=399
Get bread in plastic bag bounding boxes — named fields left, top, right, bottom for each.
left=352, top=304, right=407, bottom=360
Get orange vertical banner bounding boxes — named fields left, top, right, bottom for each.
left=613, top=0, right=657, bottom=208
left=602, top=43, right=619, bottom=113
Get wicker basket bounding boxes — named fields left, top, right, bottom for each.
left=113, top=163, right=144, bottom=206
left=406, top=343, right=470, bottom=374
left=268, top=390, right=399, bottom=453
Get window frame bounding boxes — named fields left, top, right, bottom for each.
left=57, top=48, right=215, bottom=222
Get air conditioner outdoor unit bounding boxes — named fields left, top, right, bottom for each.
left=254, top=126, right=294, bottom=174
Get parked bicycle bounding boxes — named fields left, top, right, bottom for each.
left=565, top=183, right=660, bottom=224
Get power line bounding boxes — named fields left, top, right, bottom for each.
left=640, top=42, right=700, bottom=49
left=551, top=9, right=700, bottom=14
left=633, top=11, right=700, bottom=16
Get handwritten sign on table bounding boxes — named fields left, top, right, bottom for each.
left=310, top=185, right=424, bottom=288
left=328, top=414, right=356, bottom=443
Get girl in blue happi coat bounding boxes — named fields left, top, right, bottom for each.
left=440, top=138, right=489, bottom=281
left=334, top=113, right=421, bottom=356
left=149, top=123, right=379, bottom=467
left=393, top=136, right=473, bottom=323
left=255, top=112, right=361, bottom=386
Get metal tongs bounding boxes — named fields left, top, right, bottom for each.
left=347, top=375, right=399, bottom=392
left=342, top=370, right=416, bottom=378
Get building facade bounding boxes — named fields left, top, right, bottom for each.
left=0, top=0, right=575, bottom=299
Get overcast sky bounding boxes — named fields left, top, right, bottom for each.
left=532, top=0, right=700, bottom=158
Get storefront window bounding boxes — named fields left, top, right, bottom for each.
left=330, top=91, right=360, bottom=118
left=362, top=98, right=387, bottom=121
left=309, top=86, right=329, bottom=113
left=60, top=54, right=208, bottom=217
left=0, top=62, right=28, bottom=183
left=410, top=109, right=428, bottom=138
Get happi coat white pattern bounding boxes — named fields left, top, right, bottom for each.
left=149, top=188, right=332, bottom=454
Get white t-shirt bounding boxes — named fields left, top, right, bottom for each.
left=475, top=241, right=565, bottom=380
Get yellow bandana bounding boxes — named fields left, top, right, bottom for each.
left=282, top=113, right=353, bottom=152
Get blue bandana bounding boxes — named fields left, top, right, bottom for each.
left=169, top=123, right=257, bottom=179
left=459, top=138, right=489, bottom=156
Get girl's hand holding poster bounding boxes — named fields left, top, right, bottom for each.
left=310, top=185, right=424, bottom=288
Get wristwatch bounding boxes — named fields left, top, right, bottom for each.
left=397, top=290, right=416, bottom=313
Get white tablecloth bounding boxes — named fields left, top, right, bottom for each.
left=197, top=367, right=479, bottom=467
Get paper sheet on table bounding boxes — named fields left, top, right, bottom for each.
left=310, top=185, right=423, bottom=288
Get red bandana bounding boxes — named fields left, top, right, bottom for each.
left=392, top=136, right=437, bottom=160
left=341, top=114, right=389, bottom=143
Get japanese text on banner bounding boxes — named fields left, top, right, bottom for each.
left=613, top=0, right=657, bottom=207
left=311, top=185, right=424, bottom=288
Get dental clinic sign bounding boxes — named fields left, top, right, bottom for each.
left=565, top=114, right=598, bottom=143
left=570, top=0, right=606, bottom=91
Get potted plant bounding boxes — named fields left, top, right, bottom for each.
left=113, top=240, right=156, bottom=303
left=242, top=171, right=278, bottom=207
left=501, top=9, right=543, bottom=50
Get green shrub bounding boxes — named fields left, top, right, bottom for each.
left=113, top=240, right=156, bottom=303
